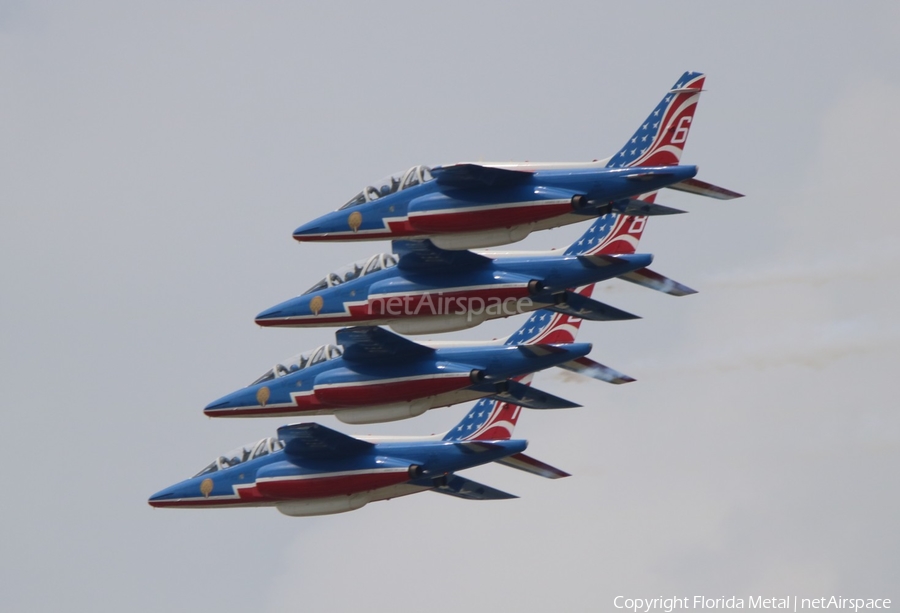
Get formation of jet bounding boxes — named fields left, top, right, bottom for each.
left=150, top=320, right=575, bottom=516
left=150, top=71, right=741, bottom=516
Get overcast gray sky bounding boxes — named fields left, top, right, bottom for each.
left=2, top=2, right=898, bottom=611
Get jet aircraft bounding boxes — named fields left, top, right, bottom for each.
left=257, top=211, right=695, bottom=335
left=154, top=271, right=611, bottom=516
left=149, top=391, right=567, bottom=517
left=291, top=71, right=741, bottom=250
left=151, top=302, right=594, bottom=516
left=205, top=291, right=630, bottom=424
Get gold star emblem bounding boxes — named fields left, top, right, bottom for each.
left=256, top=386, right=270, bottom=407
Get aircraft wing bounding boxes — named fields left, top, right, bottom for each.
left=429, top=474, right=518, bottom=500
left=619, top=198, right=687, bottom=216
left=393, top=239, right=492, bottom=273
left=431, top=163, right=534, bottom=188
left=540, top=289, right=640, bottom=321
left=619, top=267, right=697, bottom=296
left=278, top=423, right=373, bottom=460
left=666, top=177, right=744, bottom=200
left=556, top=356, right=635, bottom=384
left=337, top=326, right=434, bottom=363
left=482, top=378, right=581, bottom=409
left=495, top=452, right=570, bottom=479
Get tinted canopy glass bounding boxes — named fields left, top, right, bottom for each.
left=339, top=165, right=433, bottom=209
left=192, top=437, right=286, bottom=478
left=302, top=253, right=398, bottom=295
left=250, top=343, right=345, bottom=386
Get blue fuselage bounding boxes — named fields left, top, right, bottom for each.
left=204, top=342, right=591, bottom=421
left=292, top=165, right=697, bottom=247
left=149, top=438, right=526, bottom=515
left=255, top=252, right=652, bottom=332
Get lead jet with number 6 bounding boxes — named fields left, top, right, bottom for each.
left=291, top=71, right=741, bottom=251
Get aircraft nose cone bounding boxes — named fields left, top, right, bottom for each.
left=204, top=387, right=262, bottom=417
left=148, top=485, right=179, bottom=507
left=292, top=221, right=322, bottom=241
left=204, top=393, right=237, bottom=416
left=255, top=305, right=285, bottom=326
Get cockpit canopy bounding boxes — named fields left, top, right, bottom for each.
left=250, top=343, right=344, bottom=386
left=193, top=437, right=285, bottom=478
left=302, top=253, right=398, bottom=295
left=340, top=165, right=433, bottom=210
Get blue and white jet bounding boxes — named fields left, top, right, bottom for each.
left=257, top=211, right=694, bottom=335
left=151, top=313, right=587, bottom=516
left=203, top=303, right=630, bottom=424
left=149, top=399, right=567, bottom=517
left=292, top=71, right=741, bottom=250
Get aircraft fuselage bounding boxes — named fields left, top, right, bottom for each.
left=292, top=164, right=697, bottom=249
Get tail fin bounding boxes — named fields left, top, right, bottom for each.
left=443, top=218, right=646, bottom=441
left=441, top=293, right=593, bottom=441
left=502, top=208, right=654, bottom=345
left=504, top=292, right=592, bottom=345
left=442, top=283, right=596, bottom=441
left=564, top=198, right=697, bottom=297
left=564, top=211, right=650, bottom=256
left=442, top=375, right=531, bottom=442
left=607, top=71, right=705, bottom=169
left=568, top=75, right=710, bottom=257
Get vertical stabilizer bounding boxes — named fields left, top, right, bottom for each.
left=442, top=375, right=530, bottom=442
left=607, top=71, right=705, bottom=169
left=564, top=210, right=651, bottom=257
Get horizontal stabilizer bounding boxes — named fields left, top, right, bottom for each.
left=669, top=86, right=704, bottom=94
left=666, top=177, right=744, bottom=200
left=576, top=253, right=654, bottom=269
left=393, top=239, right=492, bottom=273
left=623, top=170, right=678, bottom=182
left=431, top=163, right=534, bottom=188
left=495, top=452, right=570, bottom=479
left=430, top=474, right=517, bottom=500
left=452, top=441, right=515, bottom=455
left=557, top=356, right=635, bottom=385
left=619, top=198, right=687, bottom=216
left=337, top=326, right=434, bottom=363
left=545, top=290, right=640, bottom=321
left=483, top=378, right=581, bottom=409
left=619, top=267, right=697, bottom=296
left=278, top=423, right=373, bottom=460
